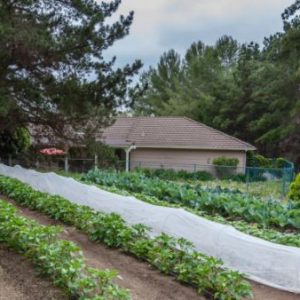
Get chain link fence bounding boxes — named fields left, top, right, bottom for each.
left=0, top=154, right=295, bottom=198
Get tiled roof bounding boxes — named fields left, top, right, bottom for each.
left=101, top=117, right=256, bottom=151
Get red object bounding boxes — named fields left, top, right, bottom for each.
left=39, top=148, right=65, bottom=156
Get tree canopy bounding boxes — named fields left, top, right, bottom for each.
left=0, top=0, right=141, bottom=149
left=132, top=1, right=300, bottom=164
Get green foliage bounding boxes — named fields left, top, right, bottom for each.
left=0, top=0, right=141, bottom=144
left=0, top=176, right=252, bottom=300
left=213, top=157, right=239, bottom=167
left=83, top=169, right=300, bottom=230
left=132, top=2, right=300, bottom=164
left=213, top=157, right=239, bottom=178
left=0, top=128, right=31, bottom=155
left=212, top=157, right=239, bottom=179
left=0, top=200, right=130, bottom=300
left=247, top=153, right=291, bottom=169
left=79, top=174, right=300, bottom=248
left=289, top=173, right=300, bottom=202
left=136, top=168, right=214, bottom=181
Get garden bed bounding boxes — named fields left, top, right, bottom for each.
left=4, top=197, right=201, bottom=300
left=0, top=245, right=66, bottom=300
left=2, top=197, right=300, bottom=300
left=1, top=164, right=300, bottom=295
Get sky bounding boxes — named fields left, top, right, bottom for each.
left=104, top=0, right=294, bottom=70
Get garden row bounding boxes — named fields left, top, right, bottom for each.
left=92, top=184, right=300, bottom=248
left=82, top=170, right=300, bottom=231
left=0, top=175, right=252, bottom=300
left=0, top=199, right=130, bottom=300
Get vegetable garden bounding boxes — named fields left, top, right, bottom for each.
left=82, top=170, right=300, bottom=236
left=0, top=175, right=252, bottom=299
left=1, top=165, right=300, bottom=299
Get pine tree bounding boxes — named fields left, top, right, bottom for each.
left=0, top=0, right=141, bottom=148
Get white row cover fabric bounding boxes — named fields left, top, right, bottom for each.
left=0, top=164, right=299, bottom=293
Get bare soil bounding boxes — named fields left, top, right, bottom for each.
left=0, top=246, right=66, bottom=300
left=2, top=196, right=300, bottom=300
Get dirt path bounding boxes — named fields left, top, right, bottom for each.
left=3, top=197, right=300, bottom=300
left=0, top=246, right=66, bottom=300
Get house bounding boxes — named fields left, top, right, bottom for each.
left=101, top=117, right=256, bottom=172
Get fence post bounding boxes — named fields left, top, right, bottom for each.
left=282, top=168, right=288, bottom=197
left=94, top=154, right=98, bottom=170
left=246, top=167, right=250, bottom=193
left=8, top=154, right=12, bottom=167
left=64, top=155, right=69, bottom=173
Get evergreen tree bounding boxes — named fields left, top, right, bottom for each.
left=0, top=0, right=141, bottom=148
left=131, top=1, right=300, bottom=164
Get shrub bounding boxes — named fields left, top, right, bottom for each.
left=247, top=153, right=292, bottom=169
left=289, top=174, right=300, bottom=202
left=213, top=157, right=239, bottom=179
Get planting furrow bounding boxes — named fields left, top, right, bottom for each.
left=0, top=199, right=131, bottom=300
left=0, top=245, right=66, bottom=300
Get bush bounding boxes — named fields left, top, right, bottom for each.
left=247, top=153, right=292, bottom=169
left=289, top=174, right=300, bottom=202
left=213, top=157, right=239, bottom=179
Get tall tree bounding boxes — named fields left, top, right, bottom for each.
left=0, top=0, right=141, bottom=149
left=131, top=1, right=300, bottom=164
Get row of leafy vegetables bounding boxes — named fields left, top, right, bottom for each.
left=0, top=199, right=130, bottom=300
left=83, top=170, right=300, bottom=230
left=81, top=170, right=300, bottom=247
left=0, top=175, right=252, bottom=300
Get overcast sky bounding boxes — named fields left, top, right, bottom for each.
left=104, top=0, right=294, bottom=70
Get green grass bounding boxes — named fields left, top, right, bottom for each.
left=197, top=180, right=285, bottom=200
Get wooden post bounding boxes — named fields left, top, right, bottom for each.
left=8, top=154, right=12, bottom=167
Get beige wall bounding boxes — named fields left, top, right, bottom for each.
left=130, top=148, right=246, bottom=173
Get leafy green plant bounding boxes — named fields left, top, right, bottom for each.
left=0, top=176, right=252, bottom=300
left=82, top=169, right=300, bottom=230
left=64, top=172, right=300, bottom=248
left=0, top=200, right=130, bottom=300
left=289, top=173, right=300, bottom=202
